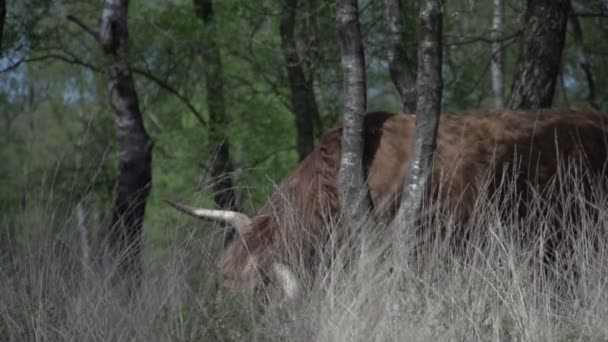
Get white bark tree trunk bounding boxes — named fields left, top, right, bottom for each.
left=491, top=0, right=505, bottom=109
left=395, top=0, right=443, bottom=240
left=336, top=0, right=372, bottom=222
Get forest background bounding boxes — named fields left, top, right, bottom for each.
left=2, top=0, right=608, bottom=340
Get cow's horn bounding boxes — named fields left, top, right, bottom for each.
left=272, top=262, right=300, bottom=300
left=165, top=200, right=252, bottom=232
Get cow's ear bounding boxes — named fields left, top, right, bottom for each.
left=271, top=262, right=300, bottom=300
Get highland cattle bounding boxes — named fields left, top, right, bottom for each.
left=169, top=108, right=608, bottom=299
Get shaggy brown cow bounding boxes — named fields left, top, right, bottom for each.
left=168, top=108, right=608, bottom=299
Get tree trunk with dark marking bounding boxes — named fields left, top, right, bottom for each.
left=395, top=0, right=443, bottom=231
left=569, top=1, right=599, bottom=109
left=193, top=0, right=238, bottom=211
left=280, top=0, right=319, bottom=161
left=101, top=0, right=153, bottom=288
left=508, top=0, right=569, bottom=110
left=383, top=0, right=417, bottom=113
left=336, top=0, right=372, bottom=222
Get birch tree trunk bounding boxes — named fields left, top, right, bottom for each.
left=280, top=0, right=319, bottom=160
left=395, top=0, right=443, bottom=229
left=101, top=0, right=153, bottom=287
left=193, top=0, right=238, bottom=211
left=508, top=0, right=569, bottom=110
left=336, top=0, right=372, bottom=222
left=491, top=0, right=505, bottom=109
left=569, top=1, right=599, bottom=109
left=383, top=0, right=417, bottom=113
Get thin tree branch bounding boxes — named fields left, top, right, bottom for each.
left=2, top=51, right=208, bottom=126
left=0, top=57, right=26, bottom=73
left=445, top=30, right=521, bottom=46
left=66, top=13, right=206, bottom=126
left=131, top=67, right=207, bottom=127
left=66, top=15, right=101, bottom=44
left=0, top=53, right=101, bottom=73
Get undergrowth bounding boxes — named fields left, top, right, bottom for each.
left=2, top=166, right=608, bottom=341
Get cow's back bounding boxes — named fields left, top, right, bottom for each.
left=365, top=108, right=608, bottom=222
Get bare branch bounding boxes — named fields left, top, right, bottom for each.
left=66, top=12, right=204, bottom=124
left=1, top=53, right=101, bottom=73
left=445, top=30, right=521, bottom=46
left=131, top=67, right=207, bottom=127
left=66, top=14, right=101, bottom=44
left=1, top=50, right=207, bottom=127
left=0, top=57, right=26, bottom=73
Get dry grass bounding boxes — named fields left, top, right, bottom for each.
left=3, top=166, right=608, bottom=341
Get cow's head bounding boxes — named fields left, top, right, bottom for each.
left=166, top=200, right=301, bottom=300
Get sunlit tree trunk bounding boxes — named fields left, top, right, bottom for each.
left=280, top=0, right=319, bottom=160
left=101, top=0, right=153, bottom=288
left=336, top=0, right=372, bottom=222
left=193, top=0, right=238, bottom=211
left=383, top=0, right=417, bottom=113
left=491, top=0, right=505, bottom=109
left=509, top=0, right=569, bottom=110
left=395, top=0, right=443, bottom=230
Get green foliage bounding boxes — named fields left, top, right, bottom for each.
left=2, top=4, right=608, bottom=338
left=2, top=0, right=608, bottom=267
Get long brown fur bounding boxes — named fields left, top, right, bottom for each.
left=218, top=108, right=608, bottom=294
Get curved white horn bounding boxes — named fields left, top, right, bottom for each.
left=165, top=200, right=252, bottom=232
left=272, top=262, right=301, bottom=300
